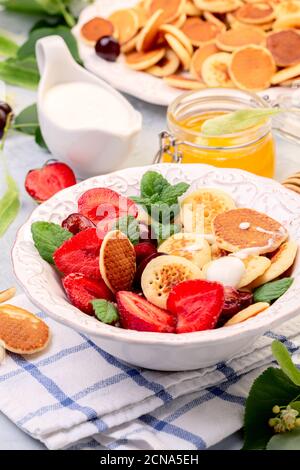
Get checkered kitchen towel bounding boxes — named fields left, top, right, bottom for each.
left=0, top=295, right=300, bottom=450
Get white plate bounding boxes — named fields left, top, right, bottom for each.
left=72, top=0, right=291, bottom=106
left=12, top=164, right=300, bottom=371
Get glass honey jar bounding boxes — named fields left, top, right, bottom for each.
left=155, top=88, right=276, bottom=178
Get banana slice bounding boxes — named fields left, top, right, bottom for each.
left=181, top=188, right=236, bottom=234
left=238, top=256, right=271, bottom=288
left=201, top=52, right=234, bottom=87
left=147, top=49, right=180, bottom=77
left=158, top=233, right=211, bottom=268
left=141, top=254, right=203, bottom=308
left=250, top=240, right=298, bottom=288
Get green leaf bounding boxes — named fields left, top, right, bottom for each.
left=113, top=215, right=140, bottom=246
left=272, top=340, right=300, bottom=386
left=289, top=401, right=300, bottom=414
left=0, top=32, right=18, bottom=57
left=35, top=127, right=48, bottom=150
left=243, top=367, right=300, bottom=450
left=30, top=16, right=66, bottom=32
left=0, top=171, right=20, bottom=237
left=18, top=25, right=81, bottom=63
left=14, top=103, right=39, bottom=135
left=267, top=428, right=300, bottom=450
left=201, top=108, right=282, bottom=136
left=0, top=0, right=46, bottom=13
left=140, top=171, right=169, bottom=199
left=91, top=299, right=119, bottom=325
left=254, top=278, right=294, bottom=304
left=0, top=57, right=39, bottom=89
left=31, top=221, right=72, bottom=264
left=160, top=182, right=189, bottom=205
left=152, top=221, right=181, bottom=245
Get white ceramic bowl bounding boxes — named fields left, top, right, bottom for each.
left=12, top=164, right=300, bottom=371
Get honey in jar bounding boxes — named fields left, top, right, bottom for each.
left=160, top=88, right=276, bottom=178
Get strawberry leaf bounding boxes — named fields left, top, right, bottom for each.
left=31, top=221, right=72, bottom=264
left=92, top=299, right=119, bottom=325
left=243, top=367, right=300, bottom=450
left=271, top=340, right=300, bottom=386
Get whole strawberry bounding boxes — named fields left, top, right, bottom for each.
left=25, top=161, right=76, bottom=203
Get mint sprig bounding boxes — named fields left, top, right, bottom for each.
left=112, top=215, right=140, bottom=246
left=31, top=221, right=72, bottom=264
left=254, top=278, right=293, bottom=304
left=92, top=299, right=119, bottom=325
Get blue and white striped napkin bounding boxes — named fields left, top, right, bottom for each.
left=0, top=295, right=299, bottom=450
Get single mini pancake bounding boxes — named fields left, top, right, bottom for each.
left=181, top=17, right=220, bottom=46
left=202, top=52, right=234, bottom=87
left=159, top=23, right=194, bottom=55
left=125, top=48, right=166, bottom=70
left=234, top=2, right=275, bottom=24
left=164, top=75, right=206, bottom=89
left=164, top=33, right=192, bottom=69
left=80, top=17, right=114, bottom=44
left=229, top=45, right=276, bottom=91
left=216, top=26, right=266, bottom=52
left=158, top=233, right=212, bottom=268
left=0, top=304, right=50, bottom=354
left=267, top=30, right=300, bottom=67
left=194, top=0, right=243, bottom=14
left=271, top=62, right=300, bottom=85
left=100, top=230, right=136, bottom=293
left=224, top=302, right=270, bottom=326
left=190, top=43, right=219, bottom=80
left=147, top=0, right=185, bottom=23
left=213, top=208, right=288, bottom=254
left=108, top=9, right=139, bottom=44
left=136, top=9, right=165, bottom=51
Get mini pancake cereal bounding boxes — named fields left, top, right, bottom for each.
left=81, top=0, right=300, bottom=92
left=224, top=302, right=270, bottom=326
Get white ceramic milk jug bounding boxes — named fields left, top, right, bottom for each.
left=36, top=36, right=142, bottom=176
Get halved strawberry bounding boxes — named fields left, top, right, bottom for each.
left=53, top=228, right=102, bottom=279
left=134, top=242, right=157, bottom=265
left=117, top=291, right=175, bottom=333
left=78, top=188, right=138, bottom=225
left=167, top=280, right=224, bottom=333
left=63, top=273, right=113, bottom=315
left=25, top=161, right=76, bottom=203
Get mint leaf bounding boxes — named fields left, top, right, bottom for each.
left=201, top=108, right=282, bottom=136
left=113, top=215, right=140, bottom=245
left=92, top=299, right=119, bottom=325
left=140, top=171, right=169, bottom=199
left=272, top=340, right=300, bottom=386
left=31, top=221, right=72, bottom=264
left=267, top=427, right=300, bottom=450
left=160, top=182, right=189, bottom=205
left=243, top=367, right=300, bottom=450
left=254, top=278, right=293, bottom=304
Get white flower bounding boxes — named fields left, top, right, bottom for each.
left=281, top=405, right=299, bottom=431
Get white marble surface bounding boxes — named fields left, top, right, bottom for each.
left=1, top=8, right=300, bottom=451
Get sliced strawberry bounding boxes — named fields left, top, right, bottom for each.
left=62, top=213, right=95, bottom=235
left=25, top=161, right=76, bottom=203
left=63, top=273, right=113, bottom=315
left=167, top=280, right=224, bottom=333
left=53, top=228, right=102, bottom=279
left=78, top=188, right=138, bottom=224
left=134, top=241, right=157, bottom=265
left=117, top=291, right=175, bottom=333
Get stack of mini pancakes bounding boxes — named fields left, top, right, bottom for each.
left=80, top=0, right=300, bottom=91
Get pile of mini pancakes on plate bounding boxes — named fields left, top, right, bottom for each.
left=80, top=0, right=300, bottom=92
